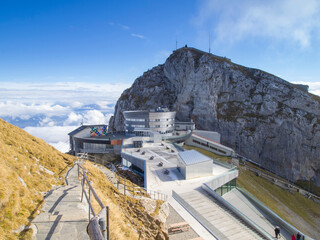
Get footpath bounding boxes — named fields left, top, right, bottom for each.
left=32, top=166, right=90, bottom=240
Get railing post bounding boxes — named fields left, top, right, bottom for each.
left=99, top=209, right=107, bottom=240
left=89, top=181, right=91, bottom=220
left=106, top=206, right=110, bottom=240
left=81, top=176, right=84, bottom=202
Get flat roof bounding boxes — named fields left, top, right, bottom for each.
left=179, top=150, right=212, bottom=166
left=192, top=133, right=234, bottom=152
left=68, top=124, right=108, bottom=136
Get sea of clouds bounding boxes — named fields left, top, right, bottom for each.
left=0, top=82, right=130, bottom=152
left=1, top=80, right=319, bottom=153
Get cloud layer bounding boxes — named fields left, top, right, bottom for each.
left=0, top=81, right=129, bottom=152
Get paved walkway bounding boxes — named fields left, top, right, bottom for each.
left=223, top=189, right=291, bottom=240
left=175, top=188, right=265, bottom=240
left=32, top=166, right=89, bottom=240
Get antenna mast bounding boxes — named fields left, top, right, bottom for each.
left=176, top=39, right=178, bottom=50
left=209, top=33, right=211, bottom=53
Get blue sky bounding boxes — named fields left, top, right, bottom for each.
left=1, top=0, right=319, bottom=85
left=1, top=0, right=320, bottom=151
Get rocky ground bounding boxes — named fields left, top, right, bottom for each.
left=165, top=205, right=199, bottom=240
left=110, top=47, right=320, bottom=187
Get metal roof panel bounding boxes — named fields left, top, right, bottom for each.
left=178, top=150, right=211, bottom=166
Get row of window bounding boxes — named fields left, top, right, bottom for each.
left=215, top=179, right=237, bottom=196
left=125, top=118, right=146, bottom=122
left=192, top=139, right=227, bottom=154
left=157, top=130, right=173, bottom=134
left=126, top=118, right=175, bottom=122
left=149, top=118, right=175, bottom=122
left=126, top=124, right=146, bottom=127
left=150, top=124, right=174, bottom=128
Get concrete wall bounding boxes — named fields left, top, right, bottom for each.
left=186, top=161, right=212, bottom=179
left=205, top=169, right=239, bottom=190
left=193, top=130, right=220, bottom=143
left=123, top=110, right=176, bottom=136
left=175, top=122, right=195, bottom=131
left=185, top=134, right=235, bottom=157
left=177, top=157, right=212, bottom=180
left=121, top=152, right=146, bottom=172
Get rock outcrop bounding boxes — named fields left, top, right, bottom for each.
left=110, top=47, right=320, bottom=186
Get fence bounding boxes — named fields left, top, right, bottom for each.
left=237, top=187, right=314, bottom=240
left=243, top=164, right=320, bottom=202
left=78, top=153, right=168, bottom=201
left=202, top=184, right=273, bottom=240
left=75, top=158, right=110, bottom=240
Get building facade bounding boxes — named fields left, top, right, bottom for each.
left=123, top=108, right=176, bottom=136
left=68, top=125, right=123, bottom=155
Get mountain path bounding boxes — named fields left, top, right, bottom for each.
left=32, top=166, right=89, bottom=240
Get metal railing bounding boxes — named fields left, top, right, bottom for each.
left=237, top=187, right=314, bottom=240
left=78, top=153, right=168, bottom=201
left=75, top=159, right=110, bottom=240
left=244, top=164, right=320, bottom=201
left=202, top=184, right=273, bottom=240
left=172, top=190, right=227, bottom=240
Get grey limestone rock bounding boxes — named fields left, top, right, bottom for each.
left=110, top=47, right=320, bottom=186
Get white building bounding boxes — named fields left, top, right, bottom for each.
left=177, top=150, right=213, bottom=179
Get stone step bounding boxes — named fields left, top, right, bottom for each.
left=227, top=230, right=258, bottom=240
left=34, top=166, right=90, bottom=240
left=177, top=189, right=264, bottom=240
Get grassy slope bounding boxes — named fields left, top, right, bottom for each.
left=0, top=119, right=75, bottom=240
left=183, top=144, right=320, bottom=238
left=83, top=161, right=168, bottom=240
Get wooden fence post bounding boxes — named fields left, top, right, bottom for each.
left=106, top=206, right=110, bottom=240
left=89, top=181, right=91, bottom=220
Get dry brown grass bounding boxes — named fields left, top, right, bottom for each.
left=238, top=167, right=320, bottom=238
left=83, top=161, right=168, bottom=240
left=0, top=119, right=76, bottom=240
left=183, top=143, right=320, bottom=238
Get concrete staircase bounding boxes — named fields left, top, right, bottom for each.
left=32, top=166, right=89, bottom=240
left=174, top=189, right=266, bottom=240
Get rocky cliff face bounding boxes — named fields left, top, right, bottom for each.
left=110, top=47, right=320, bottom=186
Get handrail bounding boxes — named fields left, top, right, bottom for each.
left=202, top=184, right=273, bottom=240
left=244, top=165, right=320, bottom=201
left=75, top=159, right=110, bottom=240
left=237, top=187, right=314, bottom=240
left=81, top=153, right=168, bottom=201
left=108, top=161, right=167, bottom=201
left=172, top=190, right=227, bottom=240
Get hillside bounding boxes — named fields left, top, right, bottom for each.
left=83, top=161, right=168, bottom=240
left=184, top=145, right=320, bottom=238
left=109, top=47, right=320, bottom=187
left=0, top=118, right=168, bottom=240
left=0, top=118, right=76, bottom=239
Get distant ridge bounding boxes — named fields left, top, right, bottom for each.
left=110, top=47, right=320, bottom=186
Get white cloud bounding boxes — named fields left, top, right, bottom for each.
left=63, top=112, right=83, bottom=126
left=0, top=102, right=70, bottom=119
left=39, top=117, right=56, bottom=127
left=0, top=81, right=130, bottom=119
left=24, top=126, right=77, bottom=144
left=194, top=0, right=320, bottom=48
left=119, top=24, right=130, bottom=30
left=131, top=33, right=145, bottom=39
left=291, top=81, right=320, bottom=96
